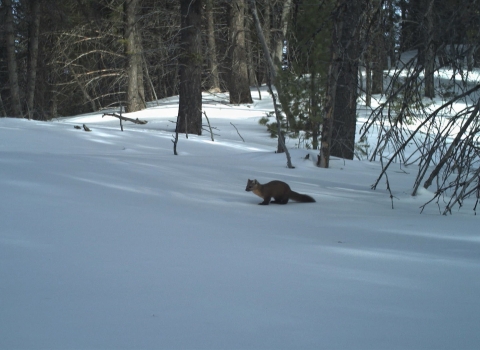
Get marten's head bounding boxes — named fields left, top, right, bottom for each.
left=245, top=179, right=259, bottom=192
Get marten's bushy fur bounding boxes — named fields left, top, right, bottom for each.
left=245, top=179, right=315, bottom=205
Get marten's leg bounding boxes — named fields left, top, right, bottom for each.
left=259, top=197, right=271, bottom=205
left=272, top=197, right=289, bottom=204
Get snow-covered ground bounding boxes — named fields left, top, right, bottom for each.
left=1, top=88, right=479, bottom=349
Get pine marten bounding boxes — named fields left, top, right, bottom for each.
left=245, top=179, right=315, bottom=205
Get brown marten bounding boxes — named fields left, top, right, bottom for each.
left=245, top=179, right=315, bottom=205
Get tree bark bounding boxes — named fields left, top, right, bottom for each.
left=424, top=0, right=435, bottom=98
left=371, top=0, right=385, bottom=95
left=229, top=0, right=253, bottom=104
left=260, top=0, right=271, bottom=85
left=206, top=0, right=220, bottom=92
left=365, top=60, right=372, bottom=107
left=371, top=56, right=384, bottom=95
left=125, top=0, right=145, bottom=113
left=318, top=32, right=339, bottom=168
left=319, top=0, right=363, bottom=167
left=329, top=0, right=362, bottom=161
left=271, top=0, right=292, bottom=67
left=177, top=0, right=203, bottom=135
left=4, top=0, right=23, bottom=117
left=26, top=0, right=41, bottom=120
left=136, top=29, right=146, bottom=107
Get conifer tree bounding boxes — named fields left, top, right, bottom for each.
left=272, top=0, right=333, bottom=150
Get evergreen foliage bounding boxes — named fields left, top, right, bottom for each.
left=259, top=0, right=333, bottom=149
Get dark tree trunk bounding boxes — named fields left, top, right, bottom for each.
left=26, top=0, right=41, bottom=120
left=384, top=0, right=397, bottom=68
left=206, top=0, right=220, bottom=92
left=371, top=57, right=384, bottom=95
left=229, top=0, right=253, bottom=104
left=177, top=0, right=203, bottom=135
left=136, top=30, right=146, bottom=106
left=424, top=0, right=435, bottom=98
left=365, top=60, right=372, bottom=107
left=320, top=0, right=363, bottom=167
left=319, top=64, right=337, bottom=168
left=412, top=0, right=426, bottom=66
left=4, top=0, right=23, bottom=118
left=125, top=0, right=145, bottom=113
left=330, top=0, right=362, bottom=160
left=271, top=0, right=292, bottom=68
left=371, top=1, right=385, bottom=95
left=260, top=0, right=271, bottom=85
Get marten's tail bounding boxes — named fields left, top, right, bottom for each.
left=289, top=191, right=315, bottom=203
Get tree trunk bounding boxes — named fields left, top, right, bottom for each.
left=320, top=0, right=362, bottom=166
left=246, top=25, right=260, bottom=90
left=0, top=93, right=7, bottom=117
left=177, top=0, right=203, bottom=135
left=271, top=0, right=292, bottom=68
left=310, top=73, right=320, bottom=150
left=386, top=0, right=397, bottom=68
left=365, top=60, right=372, bottom=107
left=319, top=24, right=340, bottom=168
left=371, top=57, right=384, bottom=94
left=136, top=30, right=146, bottom=107
left=248, top=0, right=294, bottom=168
left=424, top=0, right=435, bottom=98
left=466, top=45, right=474, bottom=71
left=4, top=0, right=23, bottom=118
left=125, top=0, right=145, bottom=113
left=260, top=0, right=271, bottom=85
left=206, top=0, right=221, bottom=92
left=229, top=0, right=253, bottom=104
left=371, top=0, right=385, bottom=95
left=26, top=0, right=41, bottom=120
left=330, top=0, right=362, bottom=160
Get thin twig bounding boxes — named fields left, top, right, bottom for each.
left=230, top=122, right=245, bottom=142
left=203, top=111, right=214, bottom=141
left=172, top=115, right=180, bottom=156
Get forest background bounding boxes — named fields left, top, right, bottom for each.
left=1, top=0, right=480, bottom=213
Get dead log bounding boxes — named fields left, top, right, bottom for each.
left=102, top=113, right=147, bottom=124
left=102, top=112, right=148, bottom=131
